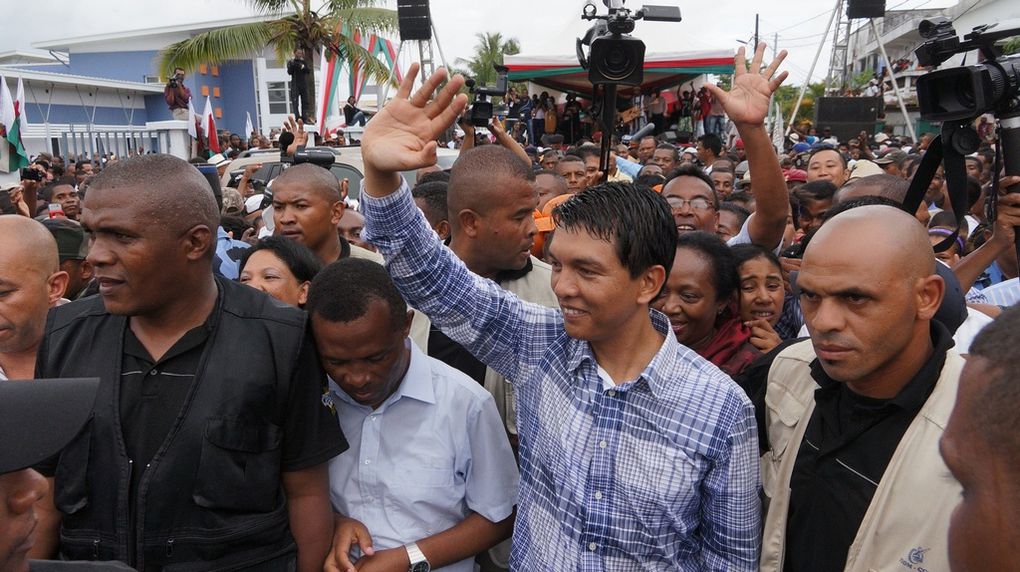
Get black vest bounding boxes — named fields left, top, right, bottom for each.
left=38, top=278, right=316, bottom=571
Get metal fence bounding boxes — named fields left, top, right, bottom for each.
left=59, top=125, right=173, bottom=162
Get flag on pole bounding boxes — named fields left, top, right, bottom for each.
left=202, top=96, right=220, bottom=153
left=0, top=76, right=29, bottom=172
left=245, top=111, right=255, bottom=137
left=187, top=98, right=198, bottom=139
left=15, top=77, right=28, bottom=129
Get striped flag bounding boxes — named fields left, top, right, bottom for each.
left=0, top=76, right=28, bottom=172
left=202, top=96, right=220, bottom=153
left=245, top=111, right=255, bottom=137
left=15, top=77, right=27, bottom=129
left=316, top=48, right=343, bottom=137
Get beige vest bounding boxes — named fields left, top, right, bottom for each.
left=760, top=340, right=963, bottom=572
left=410, top=256, right=557, bottom=435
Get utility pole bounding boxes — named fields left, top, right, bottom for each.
left=754, top=13, right=760, bottom=48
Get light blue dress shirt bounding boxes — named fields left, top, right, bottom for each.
left=328, top=341, right=519, bottom=572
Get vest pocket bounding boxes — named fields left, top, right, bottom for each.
left=192, top=416, right=283, bottom=512
left=54, top=421, right=93, bottom=515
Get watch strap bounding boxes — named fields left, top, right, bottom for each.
left=404, top=542, right=428, bottom=568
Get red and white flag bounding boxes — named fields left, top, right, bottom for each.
left=202, top=96, right=220, bottom=153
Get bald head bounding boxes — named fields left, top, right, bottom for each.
left=798, top=205, right=944, bottom=394
left=836, top=174, right=909, bottom=205
left=87, top=154, right=219, bottom=235
left=448, top=145, right=534, bottom=224
left=0, top=215, right=60, bottom=275
left=273, top=163, right=342, bottom=203
left=808, top=205, right=934, bottom=280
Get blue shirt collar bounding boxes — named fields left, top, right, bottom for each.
left=565, top=309, right=676, bottom=400
left=329, top=339, right=436, bottom=410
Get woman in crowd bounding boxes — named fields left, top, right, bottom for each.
left=238, top=236, right=321, bottom=307
left=731, top=244, right=786, bottom=354
left=652, top=231, right=761, bottom=379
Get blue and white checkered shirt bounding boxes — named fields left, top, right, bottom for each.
left=977, top=277, right=1019, bottom=307
left=361, top=182, right=761, bottom=571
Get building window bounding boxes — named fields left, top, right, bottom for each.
left=212, top=65, right=220, bottom=76
left=267, top=81, right=290, bottom=114
left=265, top=57, right=285, bottom=69
left=213, top=86, right=221, bottom=97
left=201, top=85, right=209, bottom=97
left=215, top=107, right=222, bottom=119
left=199, top=63, right=208, bottom=74
left=143, top=75, right=162, bottom=84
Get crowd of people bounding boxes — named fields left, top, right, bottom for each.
left=2, top=40, right=1020, bottom=572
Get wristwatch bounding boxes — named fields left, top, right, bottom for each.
left=404, top=542, right=430, bottom=572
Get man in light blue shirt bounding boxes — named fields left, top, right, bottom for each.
left=308, top=258, right=518, bottom=572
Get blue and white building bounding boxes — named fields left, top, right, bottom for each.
left=2, top=16, right=393, bottom=159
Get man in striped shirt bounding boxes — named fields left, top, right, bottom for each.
left=356, top=45, right=788, bottom=571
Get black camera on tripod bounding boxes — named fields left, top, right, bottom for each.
left=914, top=18, right=1020, bottom=122
left=576, top=0, right=681, bottom=87
left=464, top=65, right=509, bottom=127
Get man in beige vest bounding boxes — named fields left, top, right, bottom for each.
left=761, top=205, right=962, bottom=572
left=941, top=305, right=1020, bottom=572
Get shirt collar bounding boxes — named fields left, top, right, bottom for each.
left=566, top=309, right=676, bottom=400
left=329, top=339, right=436, bottom=410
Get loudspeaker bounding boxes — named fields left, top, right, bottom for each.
left=847, top=0, right=885, bottom=19
left=397, top=0, right=431, bottom=42
left=815, top=97, right=882, bottom=143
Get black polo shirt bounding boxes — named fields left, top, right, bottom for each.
left=783, top=322, right=954, bottom=572
left=426, top=259, right=535, bottom=385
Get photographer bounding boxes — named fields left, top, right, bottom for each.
left=287, top=48, right=311, bottom=122
left=163, top=67, right=192, bottom=120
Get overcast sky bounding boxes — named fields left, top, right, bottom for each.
left=4, top=0, right=958, bottom=85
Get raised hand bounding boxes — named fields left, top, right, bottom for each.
left=361, top=63, right=467, bottom=176
left=707, top=42, right=788, bottom=127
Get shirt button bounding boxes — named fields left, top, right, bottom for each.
left=594, top=491, right=603, bottom=500
left=364, top=459, right=371, bottom=465
left=607, top=390, right=616, bottom=397
left=588, top=542, right=597, bottom=551
left=599, top=440, right=607, bottom=449
left=149, top=369, right=158, bottom=376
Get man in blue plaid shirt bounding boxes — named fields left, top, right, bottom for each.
left=356, top=44, right=788, bottom=571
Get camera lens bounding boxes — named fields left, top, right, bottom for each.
left=603, top=46, right=636, bottom=81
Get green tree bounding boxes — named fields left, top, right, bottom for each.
left=454, top=32, right=521, bottom=89
left=158, top=0, right=398, bottom=123
left=1005, top=36, right=1020, bottom=55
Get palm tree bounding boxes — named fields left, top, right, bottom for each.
left=455, top=32, right=521, bottom=87
left=158, top=0, right=398, bottom=123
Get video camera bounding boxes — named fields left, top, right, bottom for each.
left=277, top=130, right=336, bottom=169
left=465, top=65, right=509, bottom=127
left=574, top=0, right=681, bottom=183
left=912, top=18, right=1020, bottom=258
left=576, top=0, right=681, bottom=88
left=915, top=18, right=1020, bottom=122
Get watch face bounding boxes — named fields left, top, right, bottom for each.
left=411, top=562, right=430, bottom=572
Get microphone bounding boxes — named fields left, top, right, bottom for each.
left=623, top=122, right=656, bottom=144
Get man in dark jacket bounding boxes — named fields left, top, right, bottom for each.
left=287, top=48, right=312, bottom=122
left=30, top=155, right=347, bottom=572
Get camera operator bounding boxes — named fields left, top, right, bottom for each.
left=287, top=48, right=311, bottom=122
left=163, top=67, right=192, bottom=121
